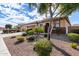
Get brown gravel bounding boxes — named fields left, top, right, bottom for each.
left=50, top=34, right=79, bottom=56
left=3, top=37, right=37, bottom=56
left=3, top=34, right=79, bottom=56
left=3, top=36, right=64, bottom=56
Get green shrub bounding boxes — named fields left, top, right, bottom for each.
left=35, top=27, right=44, bottom=33
left=26, top=29, right=34, bottom=35
left=71, top=43, right=77, bottom=49
left=34, top=39, right=52, bottom=56
left=67, top=33, right=79, bottom=42
left=11, top=36, right=16, bottom=38
left=3, top=30, right=8, bottom=33
left=17, top=37, right=25, bottom=42
left=26, top=30, right=34, bottom=35
left=26, top=29, right=32, bottom=32
left=25, top=27, right=44, bottom=35
left=70, top=29, right=79, bottom=34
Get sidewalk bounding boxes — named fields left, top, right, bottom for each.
left=0, top=32, right=24, bottom=56
left=0, top=36, right=11, bottom=56
left=1, top=32, right=24, bottom=37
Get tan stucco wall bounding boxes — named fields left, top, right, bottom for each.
left=60, top=18, right=70, bottom=27
left=20, top=18, right=70, bottom=31
left=60, top=19, right=65, bottom=27
left=68, top=26, right=79, bottom=32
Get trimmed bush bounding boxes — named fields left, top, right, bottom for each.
left=27, top=30, right=34, bottom=35
left=34, top=39, right=52, bottom=56
left=3, top=30, right=8, bottom=33
left=11, top=36, right=16, bottom=38
left=17, top=36, right=25, bottom=42
left=25, top=27, right=44, bottom=35
left=17, top=30, right=20, bottom=32
left=35, top=27, right=44, bottom=33
left=71, top=29, right=79, bottom=34
left=71, top=43, right=77, bottom=49
left=67, top=33, right=79, bottom=42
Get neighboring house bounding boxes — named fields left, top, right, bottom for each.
left=0, top=27, right=5, bottom=33
left=68, top=24, right=79, bottom=33
left=0, top=27, right=5, bottom=30
left=19, top=16, right=71, bottom=34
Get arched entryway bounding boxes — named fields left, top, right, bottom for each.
left=44, top=23, right=49, bottom=37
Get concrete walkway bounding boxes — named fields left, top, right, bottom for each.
left=1, top=32, right=24, bottom=37
left=0, top=32, right=24, bottom=56
left=0, top=35, right=11, bottom=56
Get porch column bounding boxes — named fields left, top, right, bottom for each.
left=65, top=26, right=68, bottom=34
left=50, top=22, right=53, bottom=34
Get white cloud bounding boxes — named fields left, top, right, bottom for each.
left=28, top=8, right=37, bottom=16
left=1, top=3, right=21, bottom=9
left=0, top=20, right=17, bottom=26
left=0, top=3, right=50, bottom=27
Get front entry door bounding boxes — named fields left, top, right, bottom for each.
left=44, top=23, right=49, bottom=37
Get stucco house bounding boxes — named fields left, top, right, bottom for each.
left=68, top=24, right=79, bottom=34
left=19, top=16, right=71, bottom=34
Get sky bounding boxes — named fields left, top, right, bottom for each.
left=0, top=3, right=79, bottom=27
left=69, top=11, right=79, bottom=25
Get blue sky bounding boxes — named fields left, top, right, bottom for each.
left=0, top=3, right=79, bottom=27
left=69, top=11, right=79, bottom=25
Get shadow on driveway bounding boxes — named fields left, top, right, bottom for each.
left=51, top=34, right=72, bottom=43
left=51, top=43, right=71, bottom=56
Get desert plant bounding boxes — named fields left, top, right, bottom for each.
left=71, top=43, right=77, bottom=49
left=27, top=30, right=34, bottom=35
left=3, top=30, right=8, bottom=33
left=26, top=29, right=34, bottom=35
left=34, top=39, right=52, bottom=56
left=67, top=33, right=79, bottom=42
left=35, top=27, right=44, bottom=33
left=11, top=36, right=16, bottom=38
left=26, top=29, right=32, bottom=32
left=17, top=36, right=25, bottom=42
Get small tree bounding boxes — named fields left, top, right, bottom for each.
left=5, top=24, right=12, bottom=29
left=5, top=24, right=12, bottom=33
